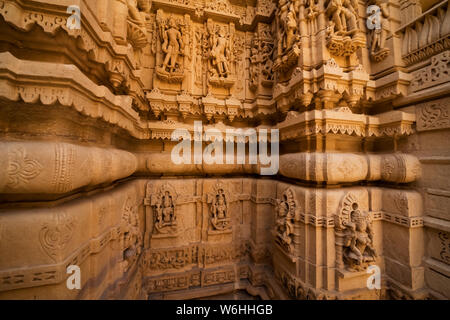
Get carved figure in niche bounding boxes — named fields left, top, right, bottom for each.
left=261, top=42, right=274, bottom=83
left=149, top=183, right=178, bottom=235
left=326, top=0, right=359, bottom=35
left=276, top=0, right=299, bottom=56
left=275, top=188, right=298, bottom=254
left=286, top=3, right=298, bottom=49
left=155, top=11, right=188, bottom=83
left=161, top=18, right=184, bottom=73
left=324, top=0, right=365, bottom=57
left=369, top=1, right=391, bottom=62
left=335, top=194, right=377, bottom=272
left=210, top=27, right=231, bottom=78
left=121, top=197, right=143, bottom=273
left=153, top=190, right=177, bottom=233
left=211, top=188, right=231, bottom=230
left=273, top=0, right=301, bottom=73
left=249, top=27, right=274, bottom=91
left=342, top=208, right=377, bottom=271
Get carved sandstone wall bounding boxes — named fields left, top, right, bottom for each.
left=0, top=0, right=448, bottom=300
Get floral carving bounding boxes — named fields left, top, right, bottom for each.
left=417, top=98, right=450, bottom=131
left=39, top=212, right=76, bottom=262
left=7, top=147, right=43, bottom=189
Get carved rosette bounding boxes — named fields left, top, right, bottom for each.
left=275, top=187, right=298, bottom=254
left=334, top=193, right=377, bottom=272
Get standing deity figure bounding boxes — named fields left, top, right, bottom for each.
left=277, top=0, right=289, bottom=52
left=162, top=191, right=175, bottom=223
left=342, top=209, right=377, bottom=271
left=275, top=190, right=296, bottom=253
left=210, top=27, right=231, bottom=78
left=152, top=190, right=177, bottom=234
left=370, top=1, right=390, bottom=60
left=326, top=0, right=359, bottom=35
left=210, top=189, right=231, bottom=230
left=154, top=202, right=163, bottom=229
left=161, top=17, right=184, bottom=73
left=285, top=3, right=298, bottom=50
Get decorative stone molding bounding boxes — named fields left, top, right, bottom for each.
left=0, top=141, right=137, bottom=195
left=398, top=0, right=450, bottom=66
left=0, top=52, right=146, bottom=139
left=277, top=110, right=415, bottom=140
left=0, top=223, right=121, bottom=292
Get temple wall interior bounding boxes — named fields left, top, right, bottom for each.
left=0, top=0, right=449, bottom=299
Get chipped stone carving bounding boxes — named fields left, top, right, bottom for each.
left=335, top=193, right=377, bottom=271
left=121, top=196, right=143, bottom=273
left=325, top=0, right=365, bottom=57
left=275, top=188, right=298, bottom=254
left=369, top=1, right=390, bottom=62
left=273, top=0, right=301, bottom=73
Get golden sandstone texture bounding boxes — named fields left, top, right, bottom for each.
left=0, top=0, right=449, bottom=300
